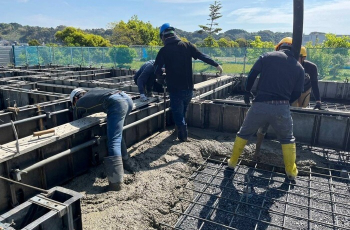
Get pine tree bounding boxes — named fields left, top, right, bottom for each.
left=198, top=1, right=222, bottom=36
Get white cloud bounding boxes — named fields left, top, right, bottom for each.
left=304, top=0, right=350, bottom=34
left=225, top=0, right=350, bottom=34
left=228, top=6, right=292, bottom=25
left=17, top=0, right=29, bottom=2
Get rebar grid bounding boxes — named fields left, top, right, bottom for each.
left=300, top=145, right=350, bottom=168
left=165, top=156, right=350, bottom=230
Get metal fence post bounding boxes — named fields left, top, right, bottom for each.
left=71, top=47, right=73, bottom=65
left=11, top=45, right=16, bottom=67
left=81, top=47, right=84, bottom=66
left=52, top=47, right=55, bottom=65
left=88, top=47, right=91, bottom=66
left=102, top=48, right=105, bottom=65
left=37, top=46, right=40, bottom=65
left=25, top=46, right=28, bottom=65
left=49, top=47, right=52, bottom=64
left=243, top=47, right=247, bottom=74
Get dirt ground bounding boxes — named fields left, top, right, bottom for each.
left=64, top=127, right=329, bottom=230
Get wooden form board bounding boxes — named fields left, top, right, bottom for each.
left=0, top=97, right=158, bottom=163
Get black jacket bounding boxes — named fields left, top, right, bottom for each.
left=73, top=88, right=119, bottom=119
left=133, top=60, right=155, bottom=94
left=154, top=36, right=219, bottom=92
left=245, top=49, right=305, bottom=103
left=302, top=60, right=320, bottom=101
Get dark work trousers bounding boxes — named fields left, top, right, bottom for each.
left=169, top=90, right=193, bottom=126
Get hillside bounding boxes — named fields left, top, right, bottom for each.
left=1, top=22, right=293, bottom=45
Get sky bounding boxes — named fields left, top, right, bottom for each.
left=0, top=0, right=349, bottom=35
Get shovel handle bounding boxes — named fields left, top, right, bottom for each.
left=33, top=129, right=55, bottom=137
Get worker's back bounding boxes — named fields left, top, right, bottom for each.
left=254, top=49, right=304, bottom=102
left=158, top=38, right=196, bottom=92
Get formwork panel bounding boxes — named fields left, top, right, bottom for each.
left=222, top=106, right=242, bottom=133
left=322, top=82, right=339, bottom=99
left=206, top=103, right=223, bottom=130
left=318, top=116, right=348, bottom=149
left=291, top=113, right=315, bottom=144
left=188, top=101, right=204, bottom=128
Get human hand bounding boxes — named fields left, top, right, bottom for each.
left=244, top=91, right=254, bottom=105
left=216, top=65, right=223, bottom=75
left=313, top=101, right=324, bottom=110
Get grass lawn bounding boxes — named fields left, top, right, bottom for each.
left=193, top=62, right=253, bottom=74
left=100, top=60, right=350, bottom=82
left=322, top=69, right=350, bottom=82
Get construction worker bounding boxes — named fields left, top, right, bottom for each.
left=133, top=60, right=162, bottom=101
left=154, top=23, right=223, bottom=142
left=70, top=88, right=133, bottom=191
left=292, top=46, right=322, bottom=109
left=255, top=46, right=323, bottom=155
left=227, top=37, right=304, bottom=181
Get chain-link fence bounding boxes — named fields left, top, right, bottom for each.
left=12, top=46, right=350, bottom=80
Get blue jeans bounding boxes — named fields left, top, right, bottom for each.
left=103, top=92, right=133, bottom=157
left=169, top=90, right=193, bottom=126
left=237, top=102, right=295, bottom=144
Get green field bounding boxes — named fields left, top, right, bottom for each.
left=127, top=60, right=253, bottom=75
left=322, top=69, right=350, bottom=81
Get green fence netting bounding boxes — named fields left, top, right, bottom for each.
left=13, top=46, right=350, bottom=80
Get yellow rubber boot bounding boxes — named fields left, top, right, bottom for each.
left=227, top=136, right=248, bottom=169
left=281, top=143, right=298, bottom=180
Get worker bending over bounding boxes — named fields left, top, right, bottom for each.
left=154, top=23, right=223, bottom=141
left=227, top=37, right=304, bottom=181
left=133, top=60, right=162, bottom=101
left=70, top=88, right=133, bottom=191
left=292, top=46, right=322, bottom=109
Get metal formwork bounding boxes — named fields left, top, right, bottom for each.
left=165, top=156, right=350, bottom=230
left=0, top=186, right=83, bottom=230
left=188, top=99, right=350, bottom=152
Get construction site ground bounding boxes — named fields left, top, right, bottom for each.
left=63, top=126, right=335, bottom=230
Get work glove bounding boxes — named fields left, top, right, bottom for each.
left=313, top=101, right=324, bottom=110
left=140, top=94, right=148, bottom=102
left=216, top=65, right=223, bottom=75
left=244, top=91, right=254, bottom=105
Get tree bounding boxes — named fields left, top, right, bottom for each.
left=198, top=1, right=222, bottom=36
left=323, top=34, right=350, bottom=48
left=329, top=53, right=346, bottom=78
left=108, top=45, right=137, bottom=67
left=28, top=39, right=41, bottom=46
left=109, top=16, right=161, bottom=46
left=235, top=38, right=248, bottom=47
left=180, top=37, right=189, bottom=42
left=55, top=27, right=111, bottom=47
left=305, top=34, right=350, bottom=79
left=247, top=36, right=274, bottom=62
left=202, top=36, right=219, bottom=47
